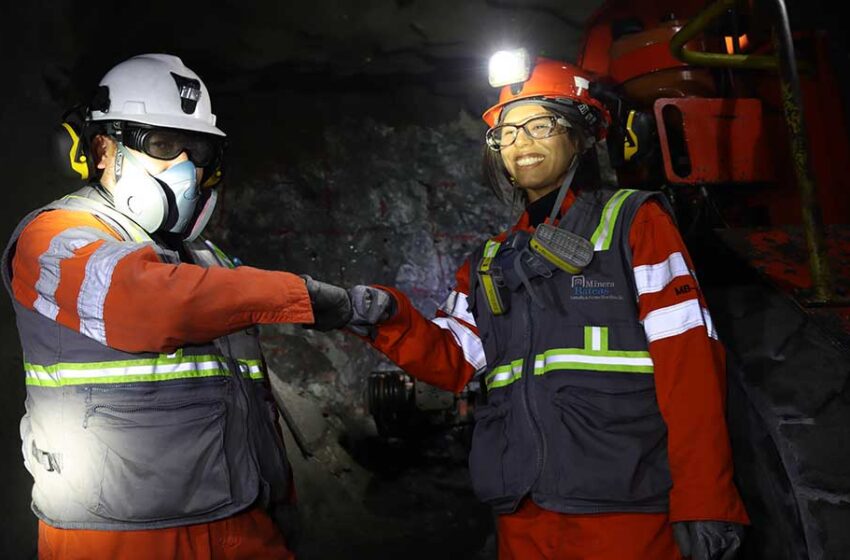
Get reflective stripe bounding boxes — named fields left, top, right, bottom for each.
left=62, top=194, right=152, bottom=243
left=78, top=241, right=148, bottom=343
left=483, top=240, right=501, bottom=259
left=24, top=354, right=229, bottom=387
left=633, top=252, right=690, bottom=295
left=584, top=326, right=608, bottom=352
left=642, top=298, right=718, bottom=342
left=478, top=240, right=507, bottom=315
left=703, top=306, right=718, bottom=340
left=590, top=189, right=635, bottom=251
left=33, top=227, right=113, bottom=321
left=238, top=359, right=265, bottom=380
left=486, top=359, right=523, bottom=389
left=537, top=325, right=653, bottom=375
left=534, top=349, right=654, bottom=374
left=432, top=316, right=486, bottom=370
left=205, top=240, right=235, bottom=268
left=439, top=290, right=476, bottom=326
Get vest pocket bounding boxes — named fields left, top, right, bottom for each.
left=468, top=402, right=511, bottom=504
left=84, top=399, right=232, bottom=521
left=551, top=386, right=671, bottom=504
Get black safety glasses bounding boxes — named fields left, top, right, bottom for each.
left=486, top=115, right=570, bottom=151
left=122, top=126, right=223, bottom=167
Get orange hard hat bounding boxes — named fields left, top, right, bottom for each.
left=482, top=57, right=611, bottom=140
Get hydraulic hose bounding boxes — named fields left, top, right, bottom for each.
left=669, top=0, right=777, bottom=69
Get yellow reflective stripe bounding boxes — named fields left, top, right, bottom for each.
left=485, top=359, right=523, bottom=389
left=583, top=326, right=609, bottom=352
left=478, top=240, right=506, bottom=315
left=534, top=348, right=654, bottom=375
left=483, top=240, right=501, bottom=259
left=480, top=273, right=506, bottom=315
left=541, top=326, right=650, bottom=374
left=237, top=359, right=265, bottom=380
left=205, top=240, right=235, bottom=268
left=479, top=240, right=502, bottom=272
left=590, top=189, right=636, bottom=251
left=24, top=354, right=230, bottom=387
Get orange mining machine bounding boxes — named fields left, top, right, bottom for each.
left=575, top=0, right=850, bottom=558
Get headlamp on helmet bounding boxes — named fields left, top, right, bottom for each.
left=488, top=48, right=533, bottom=88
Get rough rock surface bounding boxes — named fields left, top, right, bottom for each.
left=206, top=114, right=509, bottom=558
left=701, top=240, right=850, bottom=560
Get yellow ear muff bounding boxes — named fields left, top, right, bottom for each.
left=60, top=122, right=90, bottom=180
left=201, top=168, right=223, bottom=189
left=624, top=110, right=639, bottom=162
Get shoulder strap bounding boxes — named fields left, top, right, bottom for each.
left=615, top=189, right=676, bottom=299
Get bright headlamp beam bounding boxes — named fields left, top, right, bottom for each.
left=488, top=49, right=532, bottom=88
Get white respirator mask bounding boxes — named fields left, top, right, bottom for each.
left=111, top=143, right=201, bottom=235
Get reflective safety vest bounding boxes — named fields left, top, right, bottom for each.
left=2, top=187, right=292, bottom=530
left=467, top=188, right=673, bottom=515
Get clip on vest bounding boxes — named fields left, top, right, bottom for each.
left=530, top=223, right=594, bottom=274
left=31, top=441, right=62, bottom=473
left=478, top=253, right=511, bottom=316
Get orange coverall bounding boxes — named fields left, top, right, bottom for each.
left=11, top=208, right=313, bottom=560
left=369, top=191, right=749, bottom=559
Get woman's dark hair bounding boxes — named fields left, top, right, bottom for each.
left=482, top=109, right=601, bottom=211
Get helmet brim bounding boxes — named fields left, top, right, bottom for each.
left=90, top=112, right=226, bottom=137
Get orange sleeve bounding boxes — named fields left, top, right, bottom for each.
left=367, top=260, right=480, bottom=394
left=12, top=209, right=313, bottom=354
left=630, top=200, right=749, bottom=524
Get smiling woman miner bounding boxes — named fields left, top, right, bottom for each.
left=338, top=56, right=750, bottom=560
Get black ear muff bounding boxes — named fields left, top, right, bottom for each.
left=200, top=139, right=227, bottom=189
left=604, top=109, right=658, bottom=169
left=589, top=81, right=659, bottom=169
left=55, top=106, right=94, bottom=180
left=621, top=109, right=658, bottom=165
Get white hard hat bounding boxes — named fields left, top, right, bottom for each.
left=89, top=54, right=225, bottom=137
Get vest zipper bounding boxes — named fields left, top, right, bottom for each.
left=520, top=291, right=546, bottom=500
left=83, top=399, right=223, bottom=427
left=87, top=377, right=228, bottom=392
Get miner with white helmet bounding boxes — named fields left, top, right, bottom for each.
left=3, top=54, right=352, bottom=559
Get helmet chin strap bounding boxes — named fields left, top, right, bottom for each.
left=545, top=154, right=579, bottom=226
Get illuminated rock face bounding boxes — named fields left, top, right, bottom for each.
left=210, top=109, right=509, bottom=381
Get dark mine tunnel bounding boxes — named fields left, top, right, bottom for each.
left=2, top=1, right=850, bottom=559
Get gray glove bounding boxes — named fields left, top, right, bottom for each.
left=673, top=521, right=745, bottom=560
left=301, top=275, right=353, bottom=331
left=347, top=285, right=396, bottom=337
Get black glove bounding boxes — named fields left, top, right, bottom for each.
left=347, top=285, right=397, bottom=337
left=301, top=275, right=352, bottom=331
left=673, top=521, right=745, bottom=560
